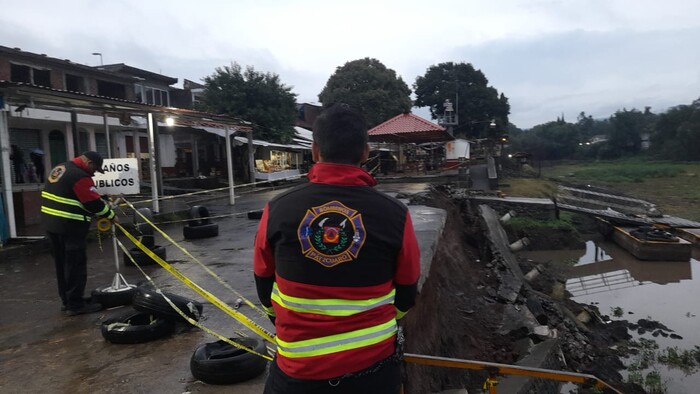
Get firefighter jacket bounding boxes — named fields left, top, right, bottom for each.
left=41, top=157, right=114, bottom=235
left=254, top=162, right=420, bottom=380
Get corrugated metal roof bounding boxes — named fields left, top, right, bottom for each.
left=0, top=80, right=252, bottom=130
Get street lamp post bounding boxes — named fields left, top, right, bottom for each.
left=92, top=52, right=103, bottom=66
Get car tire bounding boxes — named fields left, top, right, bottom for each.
left=183, top=223, right=219, bottom=239
left=101, top=309, right=175, bottom=344
left=188, top=205, right=212, bottom=226
left=190, top=337, right=269, bottom=384
left=132, top=286, right=203, bottom=323
left=92, top=284, right=137, bottom=309
left=124, top=245, right=166, bottom=266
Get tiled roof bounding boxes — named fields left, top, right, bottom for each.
left=368, top=113, right=453, bottom=143
left=369, top=113, right=445, bottom=135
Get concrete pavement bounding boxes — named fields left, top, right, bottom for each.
left=0, top=182, right=445, bottom=393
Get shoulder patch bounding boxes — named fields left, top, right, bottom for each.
left=48, top=165, right=66, bottom=183
left=297, top=200, right=366, bottom=268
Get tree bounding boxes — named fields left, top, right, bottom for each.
left=651, top=98, right=700, bottom=160
left=607, top=109, right=648, bottom=156
left=318, top=58, right=412, bottom=127
left=199, top=63, right=297, bottom=143
left=510, top=120, right=579, bottom=161
left=413, top=62, right=510, bottom=137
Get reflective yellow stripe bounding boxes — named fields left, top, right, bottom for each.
left=41, top=191, right=85, bottom=209
left=276, top=318, right=397, bottom=358
left=97, top=204, right=109, bottom=216
left=41, top=206, right=89, bottom=222
left=271, top=284, right=395, bottom=317
left=263, top=305, right=276, bottom=316
left=106, top=209, right=115, bottom=220
left=395, top=307, right=407, bottom=320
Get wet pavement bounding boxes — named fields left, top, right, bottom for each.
left=0, top=182, right=445, bottom=393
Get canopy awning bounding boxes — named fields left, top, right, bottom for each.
left=0, top=80, right=252, bottom=131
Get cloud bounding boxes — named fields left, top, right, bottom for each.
left=447, top=28, right=700, bottom=128
left=3, top=0, right=700, bottom=129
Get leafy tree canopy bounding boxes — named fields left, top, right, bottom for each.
left=650, top=98, right=700, bottom=160
left=199, top=63, right=297, bottom=143
left=318, top=58, right=412, bottom=127
left=414, top=62, right=510, bottom=138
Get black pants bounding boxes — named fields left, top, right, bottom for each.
left=48, top=232, right=88, bottom=310
left=264, top=356, right=402, bottom=394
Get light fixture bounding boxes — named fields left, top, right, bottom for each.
left=165, top=116, right=175, bottom=127
left=92, top=52, right=103, bottom=66
left=489, top=119, right=496, bottom=128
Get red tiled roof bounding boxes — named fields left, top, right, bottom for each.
left=368, top=113, right=453, bottom=143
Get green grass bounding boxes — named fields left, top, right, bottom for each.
left=505, top=160, right=700, bottom=222
left=507, top=212, right=578, bottom=232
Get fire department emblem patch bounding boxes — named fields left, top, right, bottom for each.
left=48, top=165, right=66, bottom=183
left=298, top=200, right=366, bottom=267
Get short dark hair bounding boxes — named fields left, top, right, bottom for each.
left=312, top=104, right=368, bottom=164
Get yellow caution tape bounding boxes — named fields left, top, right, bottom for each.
left=115, top=222, right=276, bottom=343
left=121, top=173, right=308, bottom=206
left=121, top=198, right=268, bottom=320
left=483, top=376, right=498, bottom=390
left=116, top=237, right=273, bottom=360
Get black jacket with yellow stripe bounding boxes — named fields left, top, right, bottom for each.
left=41, top=159, right=114, bottom=235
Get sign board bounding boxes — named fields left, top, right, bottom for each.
left=445, top=139, right=471, bottom=161
left=92, top=158, right=140, bottom=195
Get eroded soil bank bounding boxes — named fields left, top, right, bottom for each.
left=401, top=187, right=645, bottom=393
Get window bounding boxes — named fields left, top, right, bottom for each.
left=66, top=74, right=86, bottom=93
left=10, top=64, right=31, bottom=83
left=33, top=69, right=50, bottom=86
left=95, top=133, right=109, bottom=158
left=142, top=87, right=170, bottom=106
left=97, top=80, right=127, bottom=99
left=10, top=64, right=52, bottom=86
left=78, top=128, right=90, bottom=153
left=135, top=85, right=145, bottom=103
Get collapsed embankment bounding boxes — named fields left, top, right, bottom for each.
left=401, top=187, right=645, bottom=394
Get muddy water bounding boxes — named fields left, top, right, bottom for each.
left=520, top=241, right=700, bottom=393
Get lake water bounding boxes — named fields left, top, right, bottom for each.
left=521, top=241, right=700, bottom=393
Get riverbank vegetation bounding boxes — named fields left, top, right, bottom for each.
left=501, top=160, right=700, bottom=221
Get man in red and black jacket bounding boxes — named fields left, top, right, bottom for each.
left=42, top=151, right=115, bottom=316
left=254, top=104, right=420, bottom=393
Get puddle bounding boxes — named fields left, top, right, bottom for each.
left=521, top=241, right=700, bottom=393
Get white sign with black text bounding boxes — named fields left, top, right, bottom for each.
left=92, top=158, right=140, bottom=195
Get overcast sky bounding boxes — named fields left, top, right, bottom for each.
left=2, top=0, right=699, bottom=129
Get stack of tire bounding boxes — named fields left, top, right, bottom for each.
left=100, top=285, right=269, bottom=385
left=183, top=205, right=219, bottom=239
left=91, top=282, right=137, bottom=309
left=100, top=285, right=203, bottom=344
left=124, top=207, right=167, bottom=266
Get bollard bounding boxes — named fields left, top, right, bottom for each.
left=509, top=237, right=530, bottom=252
left=500, top=210, right=517, bottom=223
